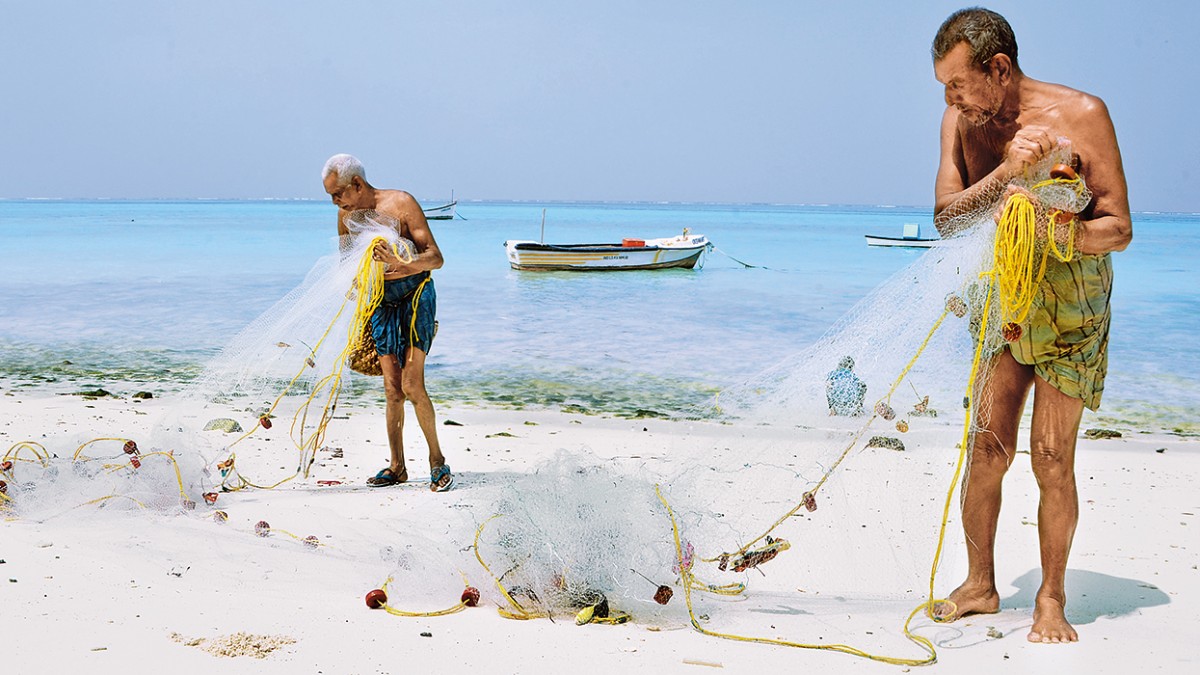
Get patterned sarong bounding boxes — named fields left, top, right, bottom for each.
left=1007, top=253, right=1112, bottom=410
left=370, top=271, right=436, bottom=361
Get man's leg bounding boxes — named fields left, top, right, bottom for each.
left=1027, top=374, right=1084, bottom=643
left=399, top=347, right=447, bottom=483
left=377, top=354, right=409, bottom=480
left=936, top=350, right=1034, bottom=620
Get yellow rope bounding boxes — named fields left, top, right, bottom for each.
left=705, top=306, right=951, bottom=563
left=657, top=486, right=937, bottom=666
left=375, top=575, right=473, bottom=618
left=473, top=515, right=547, bottom=620
left=4, top=441, right=50, bottom=465
left=219, top=238, right=392, bottom=492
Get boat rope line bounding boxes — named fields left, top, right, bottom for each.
left=711, top=246, right=770, bottom=269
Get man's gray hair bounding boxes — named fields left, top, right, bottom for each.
left=322, top=154, right=366, bottom=186
left=932, top=7, right=1019, bottom=72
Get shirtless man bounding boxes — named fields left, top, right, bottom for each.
left=322, top=153, right=453, bottom=492
left=930, top=8, right=1131, bottom=642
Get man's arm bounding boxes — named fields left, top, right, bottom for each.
left=1072, top=97, right=1132, bottom=254
left=933, top=109, right=1008, bottom=236
left=378, top=192, right=444, bottom=278
left=933, top=110, right=1058, bottom=237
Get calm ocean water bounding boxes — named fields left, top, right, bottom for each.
left=1, top=200, right=1196, bottom=433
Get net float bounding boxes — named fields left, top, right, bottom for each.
left=653, top=585, right=674, bottom=605
left=1049, top=163, right=1078, bottom=181
left=365, top=588, right=388, bottom=609
left=874, top=401, right=896, bottom=421
left=1, top=460, right=13, bottom=473
left=181, top=499, right=196, bottom=511
left=203, top=492, right=219, bottom=505
left=122, top=440, right=139, bottom=455
left=0, top=480, right=7, bottom=495
left=213, top=510, right=229, bottom=523
left=896, top=420, right=910, bottom=433
left=1002, top=322, right=1023, bottom=342
left=259, top=416, right=272, bottom=430
left=1052, top=209, right=1076, bottom=225
left=303, top=535, right=320, bottom=548
left=945, top=294, right=968, bottom=318
left=255, top=520, right=271, bottom=537
left=802, top=491, right=818, bottom=512
left=461, top=586, right=481, bottom=607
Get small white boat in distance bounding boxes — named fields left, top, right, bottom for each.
left=505, top=230, right=712, bottom=271
left=865, top=222, right=940, bottom=248
left=423, top=200, right=457, bottom=220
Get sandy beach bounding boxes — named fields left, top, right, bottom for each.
left=2, top=390, right=1196, bottom=674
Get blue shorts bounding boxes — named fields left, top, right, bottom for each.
left=370, top=272, right=436, bottom=361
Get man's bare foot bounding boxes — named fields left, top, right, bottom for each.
left=931, top=581, right=1000, bottom=621
left=1027, top=595, right=1077, bottom=643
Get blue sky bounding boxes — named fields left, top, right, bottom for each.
left=1, top=1, right=1195, bottom=211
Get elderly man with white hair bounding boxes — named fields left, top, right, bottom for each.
left=322, top=153, right=452, bottom=492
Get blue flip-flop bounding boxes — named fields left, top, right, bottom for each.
left=430, top=464, right=453, bottom=492
left=367, top=467, right=406, bottom=487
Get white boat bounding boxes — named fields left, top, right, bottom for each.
left=505, top=230, right=712, bottom=271
left=865, top=222, right=940, bottom=248
left=423, top=200, right=457, bottom=220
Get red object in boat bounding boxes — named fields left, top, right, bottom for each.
left=365, top=588, right=388, bottom=609
left=129, top=456, right=142, bottom=469
left=621, top=238, right=646, bottom=247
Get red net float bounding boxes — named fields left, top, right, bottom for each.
left=365, top=588, right=387, bottom=609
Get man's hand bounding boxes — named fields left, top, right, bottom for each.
left=1000, top=125, right=1055, bottom=178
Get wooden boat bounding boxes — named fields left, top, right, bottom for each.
left=423, top=200, right=457, bottom=220
left=865, top=222, right=940, bottom=248
left=505, top=231, right=711, bottom=271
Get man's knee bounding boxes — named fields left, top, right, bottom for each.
left=400, top=378, right=430, bottom=405
left=383, top=381, right=407, bottom=405
left=971, top=432, right=1014, bottom=470
left=1030, top=444, right=1074, bottom=485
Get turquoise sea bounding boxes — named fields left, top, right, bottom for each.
left=0, top=200, right=1196, bottom=433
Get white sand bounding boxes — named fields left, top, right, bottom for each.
left=2, top=391, right=1197, bottom=673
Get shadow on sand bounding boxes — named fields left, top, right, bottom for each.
left=1002, top=567, right=1171, bottom=624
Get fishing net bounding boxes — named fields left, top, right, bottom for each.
left=621, top=141, right=1095, bottom=663
left=2, top=210, right=415, bottom=516
left=2, top=144, right=1094, bottom=665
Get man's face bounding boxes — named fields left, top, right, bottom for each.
left=934, top=42, right=1005, bottom=126
left=323, top=173, right=365, bottom=212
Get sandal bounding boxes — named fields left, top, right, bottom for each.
left=430, top=464, right=454, bottom=492
left=367, top=466, right=407, bottom=487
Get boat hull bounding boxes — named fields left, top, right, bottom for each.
left=505, top=236, right=710, bottom=271
left=423, top=201, right=456, bottom=220
left=864, top=235, right=940, bottom=249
